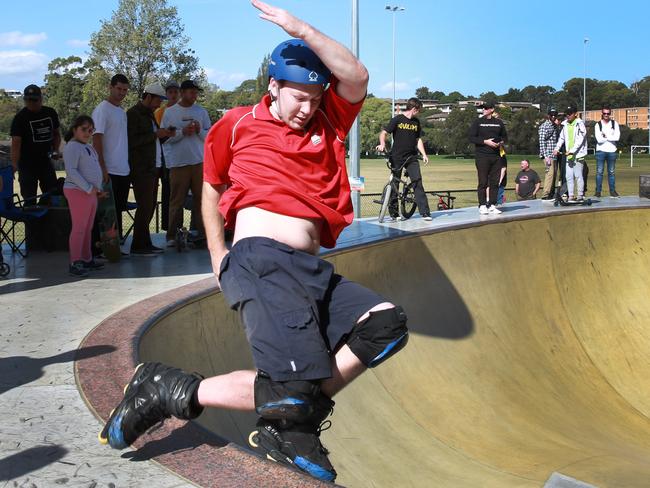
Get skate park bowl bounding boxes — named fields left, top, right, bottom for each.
left=78, top=206, right=650, bottom=487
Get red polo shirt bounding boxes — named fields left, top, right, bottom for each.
left=203, top=79, right=364, bottom=248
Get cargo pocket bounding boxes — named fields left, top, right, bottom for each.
left=281, top=307, right=326, bottom=360
left=218, top=255, right=245, bottom=309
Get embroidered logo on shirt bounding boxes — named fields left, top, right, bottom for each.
left=311, top=134, right=322, bottom=145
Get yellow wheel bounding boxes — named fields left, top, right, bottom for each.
left=98, top=432, right=108, bottom=444
left=248, top=430, right=260, bottom=448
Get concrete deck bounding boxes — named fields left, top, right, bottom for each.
left=2, top=196, right=650, bottom=487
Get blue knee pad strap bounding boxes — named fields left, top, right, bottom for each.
left=347, top=306, right=408, bottom=368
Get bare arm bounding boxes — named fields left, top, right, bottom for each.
left=92, top=133, right=110, bottom=183
left=376, top=130, right=389, bottom=152
left=53, top=127, right=62, bottom=154
left=417, top=139, right=428, bottom=164
left=252, top=0, right=369, bottom=103
left=10, top=136, right=21, bottom=172
left=202, top=181, right=229, bottom=283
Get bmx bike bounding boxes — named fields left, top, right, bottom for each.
left=375, top=153, right=423, bottom=223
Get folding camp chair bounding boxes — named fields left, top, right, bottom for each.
left=0, top=165, right=49, bottom=257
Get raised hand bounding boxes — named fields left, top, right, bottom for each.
left=251, top=0, right=308, bottom=38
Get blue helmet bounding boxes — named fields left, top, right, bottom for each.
left=268, top=39, right=331, bottom=86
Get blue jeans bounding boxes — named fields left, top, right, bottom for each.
left=595, top=151, right=617, bottom=193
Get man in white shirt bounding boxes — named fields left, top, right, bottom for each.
left=92, top=74, right=131, bottom=241
left=594, top=106, right=620, bottom=198
left=160, top=79, right=211, bottom=246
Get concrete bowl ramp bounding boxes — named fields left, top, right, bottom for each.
left=83, top=207, right=650, bottom=487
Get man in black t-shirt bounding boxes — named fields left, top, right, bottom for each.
left=377, top=97, right=431, bottom=221
left=468, top=101, right=508, bottom=215
left=514, top=159, right=541, bottom=200
left=10, top=84, right=61, bottom=202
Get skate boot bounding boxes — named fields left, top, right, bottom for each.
left=98, top=362, right=203, bottom=449
left=248, top=373, right=336, bottom=482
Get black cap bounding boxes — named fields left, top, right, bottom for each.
left=565, top=104, right=578, bottom=115
left=23, top=84, right=42, bottom=100
left=165, top=80, right=180, bottom=90
left=548, top=108, right=558, bottom=116
left=480, top=101, right=495, bottom=109
left=180, top=80, right=203, bottom=91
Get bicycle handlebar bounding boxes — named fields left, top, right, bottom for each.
left=379, top=152, right=422, bottom=172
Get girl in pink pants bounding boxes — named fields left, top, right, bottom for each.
left=62, top=115, right=106, bottom=277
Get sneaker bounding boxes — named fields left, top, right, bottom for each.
left=69, top=261, right=89, bottom=277
left=130, top=248, right=157, bottom=257
left=167, top=239, right=176, bottom=248
left=148, top=245, right=164, bottom=254
left=576, top=196, right=584, bottom=202
left=594, top=191, right=601, bottom=197
left=83, top=259, right=105, bottom=270
left=422, top=215, right=433, bottom=221
left=120, top=250, right=130, bottom=258
left=479, top=205, right=489, bottom=215
left=488, top=206, right=502, bottom=214
left=99, top=362, right=203, bottom=449
left=541, top=195, right=554, bottom=201
left=610, top=191, right=620, bottom=198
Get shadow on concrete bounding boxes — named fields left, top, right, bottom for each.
left=0, top=445, right=69, bottom=481
left=0, top=345, right=116, bottom=395
left=499, top=205, right=529, bottom=212
left=121, top=422, right=227, bottom=462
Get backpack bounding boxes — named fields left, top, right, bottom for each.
left=597, top=120, right=615, bottom=132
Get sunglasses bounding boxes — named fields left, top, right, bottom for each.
left=602, top=112, right=611, bottom=116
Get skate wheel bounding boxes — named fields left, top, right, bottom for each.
left=248, top=430, right=260, bottom=448
left=98, top=431, right=108, bottom=444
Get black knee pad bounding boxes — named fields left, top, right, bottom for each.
left=347, top=306, right=408, bottom=368
left=254, top=371, right=334, bottom=428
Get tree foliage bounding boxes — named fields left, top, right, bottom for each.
left=43, top=56, right=87, bottom=130
left=358, top=97, right=391, bottom=154
left=88, top=0, right=201, bottom=100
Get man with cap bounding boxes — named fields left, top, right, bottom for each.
left=553, top=105, right=587, bottom=201
left=154, top=81, right=180, bottom=232
left=468, top=101, right=508, bottom=214
left=538, top=108, right=559, bottom=200
left=126, top=82, right=176, bottom=255
left=99, top=1, right=408, bottom=483
left=10, top=84, right=61, bottom=202
left=160, top=79, right=211, bottom=246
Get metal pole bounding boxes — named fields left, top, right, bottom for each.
left=392, top=10, right=396, bottom=117
left=583, top=38, right=589, bottom=119
left=648, top=89, right=649, bottom=150
left=349, top=0, right=361, bottom=217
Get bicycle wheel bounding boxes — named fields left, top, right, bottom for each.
left=400, top=182, right=417, bottom=219
left=378, top=183, right=392, bottom=223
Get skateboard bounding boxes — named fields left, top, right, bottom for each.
left=96, top=181, right=121, bottom=262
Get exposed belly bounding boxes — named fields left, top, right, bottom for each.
left=233, top=207, right=322, bottom=255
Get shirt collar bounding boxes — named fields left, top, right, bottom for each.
left=253, top=94, right=279, bottom=122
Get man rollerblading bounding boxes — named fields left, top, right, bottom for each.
left=98, top=362, right=203, bottom=449
left=100, top=2, right=408, bottom=483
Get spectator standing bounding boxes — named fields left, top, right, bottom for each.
left=154, top=81, right=180, bottom=230
left=376, top=97, right=432, bottom=221
left=514, top=159, right=541, bottom=200
left=99, top=1, right=407, bottom=483
left=62, top=116, right=105, bottom=277
left=538, top=108, right=559, bottom=200
left=127, top=82, right=175, bottom=256
left=10, top=84, right=61, bottom=203
left=468, top=101, right=508, bottom=215
left=91, top=74, right=131, bottom=241
left=594, top=106, right=620, bottom=197
left=161, top=80, right=211, bottom=246
left=554, top=105, right=587, bottom=201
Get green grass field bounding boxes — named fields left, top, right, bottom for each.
left=355, top=154, right=650, bottom=217
left=19, top=153, right=650, bottom=223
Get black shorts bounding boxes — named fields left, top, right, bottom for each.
left=218, top=237, right=387, bottom=382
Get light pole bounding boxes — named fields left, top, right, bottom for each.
left=386, top=5, right=405, bottom=117
left=583, top=37, right=589, bottom=120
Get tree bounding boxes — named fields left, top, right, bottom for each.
left=43, top=56, right=87, bottom=130
left=415, top=86, right=437, bottom=100
left=443, top=107, right=479, bottom=155
left=358, top=97, right=391, bottom=154
left=441, top=91, right=466, bottom=103
left=88, top=0, right=201, bottom=99
left=255, top=54, right=271, bottom=97
left=0, top=97, right=22, bottom=138
left=507, top=108, right=541, bottom=153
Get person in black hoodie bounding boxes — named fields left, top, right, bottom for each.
left=468, top=102, right=508, bottom=214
